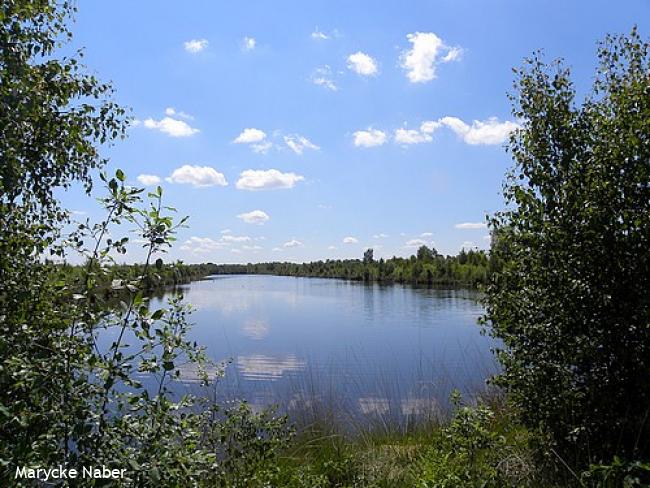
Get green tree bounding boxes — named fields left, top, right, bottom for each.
left=483, top=28, right=650, bottom=471
left=363, top=248, right=374, bottom=264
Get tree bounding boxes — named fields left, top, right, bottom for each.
left=417, top=245, right=435, bottom=262
left=483, top=28, right=650, bottom=470
left=0, top=3, right=290, bottom=485
left=1, top=1, right=127, bottom=475
left=363, top=248, right=374, bottom=264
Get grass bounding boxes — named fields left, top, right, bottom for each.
left=268, top=390, right=544, bottom=488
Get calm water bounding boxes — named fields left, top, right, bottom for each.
left=149, top=275, right=498, bottom=424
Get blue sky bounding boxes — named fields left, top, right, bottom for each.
left=60, top=0, right=649, bottom=263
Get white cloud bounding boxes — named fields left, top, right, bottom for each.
left=234, top=128, right=267, bottom=144
left=395, top=116, right=517, bottom=146
left=230, top=249, right=242, bottom=254
left=180, top=236, right=224, bottom=254
left=242, top=36, right=256, bottom=51
left=284, top=135, right=319, bottom=155
left=166, top=165, right=227, bottom=187
left=136, top=174, right=161, bottom=186
left=343, top=236, right=359, bottom=244
left=394, top=120, right=443, bottom=145
left=421, top=232, right=433, bottom=237
left=440, top=116, right=518, bottom=145
left=353, top=128, right=386, bottom=147
left=347, top=51, right=378, bottom=76
left=394, top=128, right=432, bottom=145
left=283, top=239, right=302, bottom=248
left=184, top=39, right=208, bottom=53
left=311, top=65, right=337, bottom=91
left=400, top=32, right=461, bottom=83
left=311, top=28, right=329, bottom=40
left=221, top=229, right=232, bottom=234
left=236, top=169, right=304, bottom=191
left=405, top=238, right=428, bottom=248
left=420, top=120, right=443, bottom=134
left=164, top=107, right=194, bottom=120
left=327, top=245, right=337, bottom=250
left=222, top=234, right=251, bottom=243
left=455, top=222, right=487, bottom=229
left=234, top=128, right=274, bottom=153
left=373, top=233, right=388, bottom=239
left=442, top=46, right=463, bottom=63
left=242, top=245, right=263, bottom=251
left=252, top=140, right=273, bottom=154
left=461, top=241, right=478, bottom=250
left=143, top=117, right=199, bottom=137
left=272, top=247, right=282, bottom=252
left=237, top=210, right=270, bottom=225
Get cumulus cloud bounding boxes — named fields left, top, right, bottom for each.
left=284, top=135, right=319, bottom=155
left=234, top=128, right=266, bottom=144
left=237, top=210, right=270, bottom=225
left=347, top=51, right=378, bottom=76
left=311, top=65, right=337, bottom=91
left=180, top=236, right=224, bottom=254
left=455, top=222, right=487, bottom=229
left=165, top=165, right=227, bottom=187
left=421, top=232, right=433, bottom=237
left=143, top=116, right=199, bottom=137
left=283, top=239, right=302, bottom=248
left=400, top=32, right=461, bottom=83
left=233, top=128, right=274, bottom=154
left=439, top=116, right=518, bottom=145
left=164, top=107, right=194, bottom=120
left=394, top=117, right=517, bottom=146
left=137, top=174, right=161, bottom=186
left=343, top=236, right=359, bottom=244
left=184, top=39, right=208, bottom=53
left=373, top=233, right=388, bottom=239
left=394, top=128, right=432, bottom=145
left=353, top=128, right=386, bottom=147
left=236, top=169, right=304, bottom=191
left=242, top=36, right=256, bottom=51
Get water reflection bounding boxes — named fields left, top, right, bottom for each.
left=237, top=354, right=306, bottom=381
left=241, top=318, right=269, bottom=340
left=358, top=397, right=390, bottom=415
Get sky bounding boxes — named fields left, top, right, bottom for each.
left=59, top=0, right=650, bottom=264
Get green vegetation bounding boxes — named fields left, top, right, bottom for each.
left=1, top=1, right=650, bottom=486
left=210, top=246, right=491, bottom=287
left=483, top=26, right=650, bottom=483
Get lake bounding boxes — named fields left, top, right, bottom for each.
left=153, top=275, right=498, bottom=426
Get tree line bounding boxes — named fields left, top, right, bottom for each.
left=209, top=246, right=492, bottom=287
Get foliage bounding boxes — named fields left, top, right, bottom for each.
left=482, top=27, right=650, bottom=473
left=582, top=457, right=650, bottom=487
left=417, top=393, right=535, bottom=488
